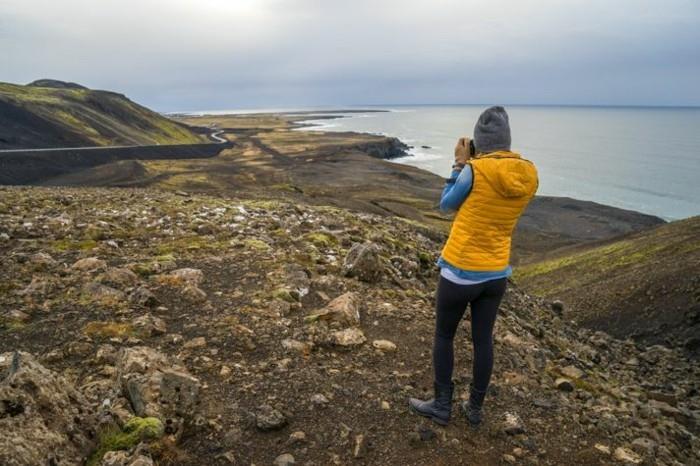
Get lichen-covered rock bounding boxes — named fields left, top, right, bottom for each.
left=343, top=242, right=383, bottom=283
left=331, top=327, right=366, bottom=347
left=115, top=347, right=200, bottom=424
left=0, top=351, right=98, bottom=466
left=131, top=314, right=166, bottom=337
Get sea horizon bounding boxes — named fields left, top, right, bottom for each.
left=178, top=105, right=700, bottom=221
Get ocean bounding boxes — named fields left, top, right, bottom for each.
left=297, top=105, right=700, bottom=221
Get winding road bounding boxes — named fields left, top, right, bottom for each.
left=0, top=130, right=228, bottom=153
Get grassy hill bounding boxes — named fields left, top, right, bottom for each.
left=515, top=216, right=700, bottom=351
left=0, top=80, right=206, bottom=149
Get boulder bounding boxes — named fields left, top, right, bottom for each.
left=0, top=352, right=97, bottom=466
left=304, top=292, right=360, bottom=327
left=166, top=268, right=204, bottom=286
left=115, top=347, right=200, bottom=424
left=613, top=446, right=642, bottom=464
left=129, top=286, right=158, bottom=307
left=343, top=242, right=382, bottom=282
left=255, top=404, right=287, bottom=431
left=131, top=314, right=167, bottom=337
left=100, top=267, right=139, bottom=289
left=72, top=257, right=107, bottom=272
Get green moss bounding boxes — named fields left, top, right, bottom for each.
left=304, top=232, right=336, bottom=248
left=83, top=321, right=134, bottom=339
left=88, top=417, right=164, bottom=466
left=51, top=238, right=99, bottom=251
left=272, top=287, right=297, bottom=303
left=243, top=238, right=270, bottom=251
left=0, top=317, right=27, bottom=332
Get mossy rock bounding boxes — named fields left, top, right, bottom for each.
left=243, top=238, right=270, bottom=251
left=88, top=417, right=164, bottom=466
left=83, top=321, right=134, bottom=339
left=272, top=288, right=298, bottom=303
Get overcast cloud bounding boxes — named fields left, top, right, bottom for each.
left=1, top=0, right=699, bottom=111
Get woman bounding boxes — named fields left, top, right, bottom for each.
left=409, top=106, right=538, bottom=427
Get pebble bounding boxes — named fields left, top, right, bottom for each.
left=273, top=453, right=295, bottom=466
left=503, top=412, right=525, bottom=435
left=613, top=446, right=642, bottom=464
left=288, top=431, right=306, bottom=445
left=372, top=339, right=397, bottom=352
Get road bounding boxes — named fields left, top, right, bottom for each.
left=0, top=130, right=228, bottom=153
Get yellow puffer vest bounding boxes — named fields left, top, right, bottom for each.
left=441, top=151, right=538, bottom=271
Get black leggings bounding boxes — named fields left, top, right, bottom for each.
left=433, top=275, right=507, bottom=392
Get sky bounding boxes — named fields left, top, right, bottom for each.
left=1, top=0, right=699, bottom=111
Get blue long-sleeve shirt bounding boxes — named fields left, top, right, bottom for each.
left=437, top=166, right=512, bottom=284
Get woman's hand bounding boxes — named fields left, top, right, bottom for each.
left=454, top=137, right=471, bottom=165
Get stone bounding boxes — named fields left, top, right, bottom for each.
left=100, top=267, right=139, bottom=289
left=273, top=453, right=295, bottom=466
left=503, top=411, right=525, bottom=435
left=551, top=300, right=564, bottom=314
left=311, top=393, right=329, bottom=405
left=372, top=339, right=397, bottom=352
left=555, top=377, right=575, bottom=392
left=381, top=400, right=390, bottom=410
left=503, top=454, right=517, bottom=464
left=130, top=286, right=158, bottom=307
left=0, top=352, right=98, bottom=466
left=131, top=314, right=167, bottom=337
left=613, top=446, right=642, bottom=464
left=281, top=339, right=312, bottom=354
left=167, top=268, right=204, bottom=286
left=182, top=284, right=207, bottom=302
left=116, top=347, right=200, bottom=422
left=594, top=444, right=611, bottom=455
left=255, top=404, right=287, bottom=431
left=288, top=431, right=307, bottom=445
left=184, top=337, right=207, bottom=349
left=72, top=256, right=107, bottom=271
left=305, top=292, right=360, bottom=327
left=332, top=327, right=366, bottom=347
left=343, top=242, right=383, bottom=282
left=631, top=437, right=657, bottom=457
left=353, top=433, right=368, bottom=458
left=29, top=252, right=57, bottom=269
left=560, top=365, right=585, bottom=379
left=83, top=281, right=127, bottom=304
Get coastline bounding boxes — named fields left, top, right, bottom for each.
left=283, top=106, right=698, bottom=221
left=2, top=110, right=664, bottom=264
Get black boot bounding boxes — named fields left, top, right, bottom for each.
left=408, top=381, right=454, bottom=426
left=460, top=384, right=487, bottom=426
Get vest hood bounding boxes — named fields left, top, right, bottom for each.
left=475, top=151, right=538, bottom=198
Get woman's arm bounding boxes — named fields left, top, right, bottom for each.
left=439, top=164, right=473, bottom=213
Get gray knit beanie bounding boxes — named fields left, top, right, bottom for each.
left=473, top=106, right=511, bottom=154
